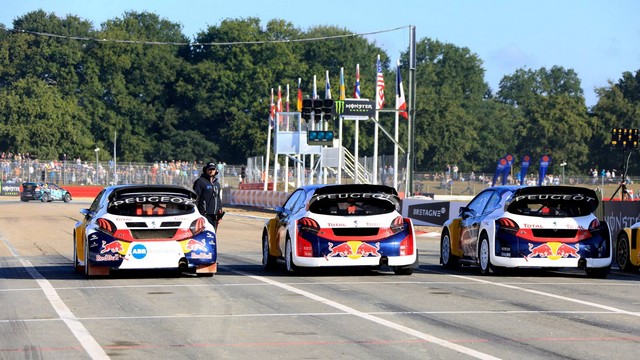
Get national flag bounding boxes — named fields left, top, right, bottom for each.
left=269, top=88, right=275, bottom=129
left=276, top=86, right=282, bottom=113
left=296, top=78, right=302, bottom=112
left=353, top=64, right=361, bottom=99
left=395, top=60, right=408, bottom=119
left=325, top=70, right=332, bottom=99
left=312, top=75, right=318, bottom=99
left=376, top=55, right=385, bottom=109
left=276, top=86, right=283, bottom=128
left=339, top=67, right=346, bottom=100
left=285, top=84, right=290, bottom=112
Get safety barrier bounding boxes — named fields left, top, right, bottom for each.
left=228, top=189, right=290, bottom=209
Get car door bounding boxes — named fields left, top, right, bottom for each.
left=48, top=183, right=62, bottom=199
left=459, top=190, right=493, bottom=258
left=275, top=190, right=305, bottom=253
left=75, top=190, right=106, bottom=258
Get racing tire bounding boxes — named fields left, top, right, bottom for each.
left=585, top=266, right=610, bottom=278
left=284, top=237, right=297, bottom=273
left=616, top=234, right=638, bottom=272
left=393, top=252, right=417, bottom=275
left=440, top=229, right=460, bottom=269
left=73, top=233, right=84, bottom=273
left=41, top=194, right=47, bottom=202
left=478, top=235, right=495, bottom=275
left=63, top=193, right=71, bottom=203
left=262, top=230, right=277, bottom=270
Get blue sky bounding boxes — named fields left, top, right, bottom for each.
left=2, top=0, right=639, bottom=107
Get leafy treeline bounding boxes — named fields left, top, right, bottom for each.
left=1, top=10, right=639, bottom=175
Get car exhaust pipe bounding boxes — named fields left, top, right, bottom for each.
left=178, top=258, right=189, bottom=270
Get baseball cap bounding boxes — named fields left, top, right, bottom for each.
left=205, top=161, right=217, bottom=170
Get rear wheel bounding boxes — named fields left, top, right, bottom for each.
left=440, top=229, right=459, bottom=269
left=73, top=233, right=83, bottom=273
left=479, top=235, right=495, bottom=275
left=586, top=265, right=610, bottom=278
left=284, top=237, right=297, bottom=273
left=63, top=193, right=71, bottom=203
left=262, top=230, right=277, bottom=270
left=616, top=234, right=638, bottom=272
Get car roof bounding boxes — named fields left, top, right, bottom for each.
left=103, top=184, right=197, bottom=202
left=308, top=183, right=398, bottom=196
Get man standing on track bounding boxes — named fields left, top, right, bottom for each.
left=193, top=161, right=223, bottom=231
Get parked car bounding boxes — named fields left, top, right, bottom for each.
left=440, top=185, right=611, bottom=277
left=20, top=182, right=72, bottom=202
left=73, top=184, right=217, bottom=277
left=262, top=184, right=418, bottom=275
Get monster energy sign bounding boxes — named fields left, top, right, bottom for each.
left=335, top=99, right=375, bottom=119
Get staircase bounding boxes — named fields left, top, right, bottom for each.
left=341, top=147, right=370, bottom=184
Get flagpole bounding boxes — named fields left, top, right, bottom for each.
left=373, top=54, right=383, bottom=185
left=264, top=88, right=273, bottom=191
left=309, top=75, right=317, bottom=185
left=394, top=107, right=399, bottom=190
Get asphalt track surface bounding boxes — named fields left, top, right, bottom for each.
left=0, top=197, right=639, bottom=360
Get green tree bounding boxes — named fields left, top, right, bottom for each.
left=591, top=70, right=640, bottom=174
left=411, top=38, right=489, bottom=172
left=0, top=77, right=93, bottom=159
left=497, top=66, right=591, bottom=174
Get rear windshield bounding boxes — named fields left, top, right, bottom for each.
left=107, top=195, right=196, bottom=216
left=506, top=194, right=595, bottom=217
left=308, top=193, right=398, bottom=216
left=22, top=184, right=39, bottom=191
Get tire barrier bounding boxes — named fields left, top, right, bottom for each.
left=229, top=189, right=290, bottom=209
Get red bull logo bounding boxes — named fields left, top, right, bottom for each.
left=528, top=242, right=580, bottom=260
left=326, top=241, right=381, bottom=259
left=356, top=242, right=381, bottom=257
left=186, top=239, right=208, bottom=252
left=100, top=240, right=123, bottom=254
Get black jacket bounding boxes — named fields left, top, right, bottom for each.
left=193, top=173, right=222, bottom=215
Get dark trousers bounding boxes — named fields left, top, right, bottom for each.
left=204, top=214, right=219, bottom=231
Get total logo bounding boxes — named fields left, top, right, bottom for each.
left=131, top=244, right=148, bottom=259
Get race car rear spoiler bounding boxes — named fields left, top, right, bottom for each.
left=507, top=186, right=599, bottom=213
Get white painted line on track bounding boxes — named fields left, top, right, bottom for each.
left=450, top=274, right=640, bottom=317
left=235, top=271, right=501, bottom=360
left=0, top=234, right=110, bottom=360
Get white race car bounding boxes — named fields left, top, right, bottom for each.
left=73, top=185, right=217, bottom=277
left=262, top=184, right=418, bottom=275
left=440, top=185, right=611, bottom=277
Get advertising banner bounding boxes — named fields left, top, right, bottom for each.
left=0, top=181, right=20, bottom=196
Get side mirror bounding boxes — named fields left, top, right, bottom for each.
left=80, top=208, right=91, bottom=218
left=459, top=207, right=476, bottom=220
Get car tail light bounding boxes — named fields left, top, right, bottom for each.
left=497, top=217, right=519, bottom=235
left=296, top=237, right=313, bottom=257
left=575, top=218, right=600, bottom=241
left=97, top=218, right=116, bottom=235
left=298, top=217, right=320, bottom=234
left=390, top=216, right=405, bottom=234
left=399, top=236, right=414, bottom=256
left=190, top=217, right=206, bottom=236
